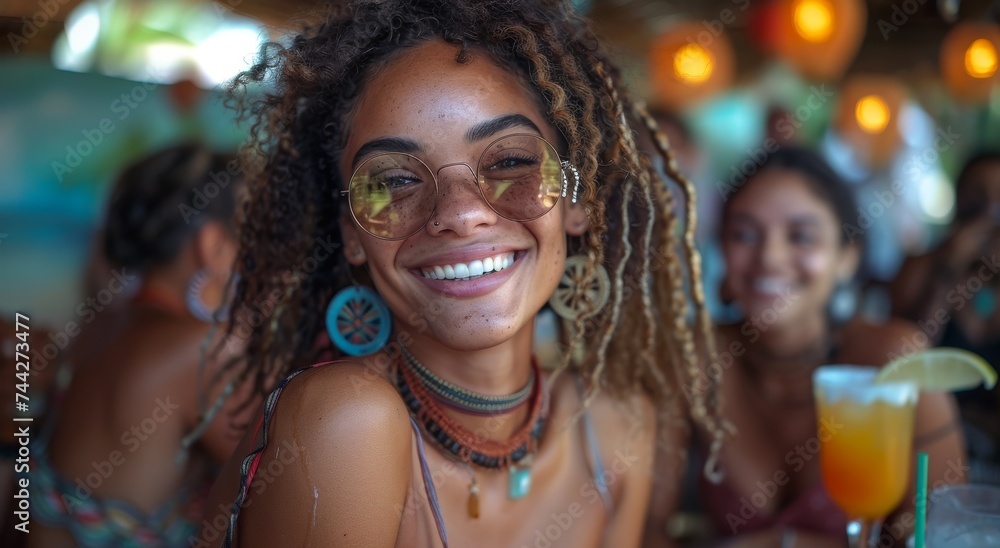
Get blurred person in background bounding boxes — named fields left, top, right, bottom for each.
left=891, top=151, right=1000, bottom=485
left=28, top=144, right=256, bottom=548
left=668, top=147, right=964, bottom=547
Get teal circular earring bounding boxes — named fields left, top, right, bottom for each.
left=973, top=286, right=997, bottom=319
left=325, top=285, right=392, bottom=356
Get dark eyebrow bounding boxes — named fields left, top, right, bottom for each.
left=729, top=212, right=822, bottom=225
left=352, top=137, right=421, bottom=169
left=465, top=114, right=542, bottom=143
left=788, top=215, right=822, bottom=227
left=728, top=212, right=759, bottom=224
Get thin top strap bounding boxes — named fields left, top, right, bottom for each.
left=575, top=376, right=614, bottom=514
left=223, top=360, right=343, bottom=548
left=409, top=417, right=449, bottom=547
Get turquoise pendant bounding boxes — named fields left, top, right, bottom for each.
left=508, top=464, right=532, bottom=500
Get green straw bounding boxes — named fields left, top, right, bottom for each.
left=915, top=452, right=929, bottom=548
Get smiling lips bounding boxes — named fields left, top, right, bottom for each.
left=419, top=252, right=517, bottom=281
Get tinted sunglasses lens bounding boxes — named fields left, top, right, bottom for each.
left=349, top=155, right=435, bottom=239
left=478, top=135, right=563, bottom=221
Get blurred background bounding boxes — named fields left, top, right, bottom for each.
left=1, top=0, right=999, bottom=325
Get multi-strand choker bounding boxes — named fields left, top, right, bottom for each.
left=394, top=348, right=546, bottom=518
left=400, top=345, right=535, bottom=416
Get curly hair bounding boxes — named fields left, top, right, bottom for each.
left=222, top=0, right=726, bottom=480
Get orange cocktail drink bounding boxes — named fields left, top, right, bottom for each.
left=813, top=366, right=918, bottom=547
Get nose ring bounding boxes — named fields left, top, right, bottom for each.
left=433, top=221, right=441, bottom=227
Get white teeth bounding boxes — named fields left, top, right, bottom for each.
left=754, top=278, right=790, bottom=293
left=419, top=252, right=517, bottom=280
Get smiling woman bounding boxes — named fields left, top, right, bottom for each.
left=196, top=1, right=724, bottom=547
left=688, top=147, right=966, bottom=548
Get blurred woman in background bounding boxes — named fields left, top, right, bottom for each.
left=29, top=144, right=256, bottom=547
left=891, top=151, right=1000, bottom=485
left=684, top=148, right=965, bottom=547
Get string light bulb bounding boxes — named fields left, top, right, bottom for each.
left=649, top=22, right=734, bottom=109
left=941, top=22, right=1000, bottom=104
left=855, top=95, right=890, bottom=134
left=793, top=0, right=834, bottom=43
left=672, top=43, right=714, bottom=84
left=964, top=38, right=998, bottom=79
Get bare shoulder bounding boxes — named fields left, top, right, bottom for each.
left=590, top=387, right=657, bottom=444
left=839, top=317, right=925, bottom=366
left=226, top=361, right=413, bottom=546
left=550, top=373, right=657, bottom=484
left=550, top=372, right=656, bottom=443
left=267, top=360, right=411, bottom=447
left=560, top=379, right=658, bottom=546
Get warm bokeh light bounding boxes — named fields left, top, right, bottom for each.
left=649, top=22, right=734, bottom=109
left=941, top=22, right=1000, bottom=103
left=672, top=43, right=714, bottom=84
left=793, top=0, right=834, bottom=43
left=855, top=95, right=890, bottom=134
left=964, top=38, right=999, bottom=79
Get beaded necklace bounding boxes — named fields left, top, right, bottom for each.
left=394, top=351, right=547, bottom=518
left=400, top=345, right=535, bottom=416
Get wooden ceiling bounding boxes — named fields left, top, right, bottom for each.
left=2, top=0, right=999, bottom=77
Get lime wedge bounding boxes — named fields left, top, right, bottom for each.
left=875, top=348, right=997, bottom=391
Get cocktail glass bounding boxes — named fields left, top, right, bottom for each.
left=814, top=365, right=919, bottom=547
left=925, top=484, right=1000, bottom=547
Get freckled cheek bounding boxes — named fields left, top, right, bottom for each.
left=542, top=242, right=565, bottom=282
left=359, top=240, right=404, bottom=273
